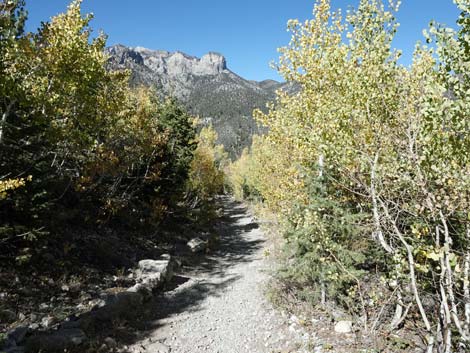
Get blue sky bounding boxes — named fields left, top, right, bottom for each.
left=25, top=1, right=460, bottom=81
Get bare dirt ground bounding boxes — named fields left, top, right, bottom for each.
left=122, top=196, right=312, bottom=353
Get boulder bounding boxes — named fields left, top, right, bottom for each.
left=135, top=255, right=173, bottom=289
left=11, top=255, right=175, bottom=353
left=141, top=272, right=163, bottom=288
left=102, top=291, right=143, bottom=316
left=138, top=259, right=168, bottom=274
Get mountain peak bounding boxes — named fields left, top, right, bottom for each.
left=107, top=45, right=228, bottom=77
left=199, top=52, right=227, bottom=75
left=106, top=44, right=296, bottom=157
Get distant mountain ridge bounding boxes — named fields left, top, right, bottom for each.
left=106, top=44, right=296, bottom=157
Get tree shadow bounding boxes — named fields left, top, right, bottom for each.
left=115, top=196, right=265, bottom=351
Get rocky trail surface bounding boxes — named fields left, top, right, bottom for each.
left=123, top=197, right=312, bottom=353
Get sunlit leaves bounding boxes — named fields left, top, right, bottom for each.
left=232, top=0, right=470, bottom=344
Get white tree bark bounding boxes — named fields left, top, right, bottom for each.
left=0, top=101, right=14, bottom=144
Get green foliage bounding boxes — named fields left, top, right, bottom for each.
left=0, top=1, right=197, bottom=261
left=279, top=174, right=372, bottom=307
left=156, top=97, right=197, bottom=197
left=227, top=145, right=261, bottom=201
left=187, top=125, right=227, bottom=203
left=231, top=0, right=470, bottom=348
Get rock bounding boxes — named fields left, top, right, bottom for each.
left=104, top=44, right=296, bottom=158
left=141, top=272, right=163, bottom=288
left=104, top=337, right=117, bottom=348
left=334, top=320, right=353, bottom=334
left=76, top=303, right=87, bottom=311
left=89, top=291, right=143, bottom=322
left=88, top=298, right=106, bottom=310
left=68, top=282, right=81, bottom=293
left=197, top=52, right=227, bottom=75
left=127, top=283, right=150, bottom=295
left=40, top=315, right=57, bottom=328
left=138, top=258, right=169, bottom=275
left=136, top=256, right=173, bottom=288
left=187, top=238, right=208, bottom=253
left=97, top=343, right=108, bottom=353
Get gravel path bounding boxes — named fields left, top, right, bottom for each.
left=125, top=197, right=311, bottom=353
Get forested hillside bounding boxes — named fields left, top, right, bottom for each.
left=105, top=44, right=298, bottom=157
left=228, top=0, right=470, bottom=351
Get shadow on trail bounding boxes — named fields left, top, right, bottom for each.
left=119, top=196, right=265, bottom=351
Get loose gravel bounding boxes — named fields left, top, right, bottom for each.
left=125, top=197, right=312, bottom=353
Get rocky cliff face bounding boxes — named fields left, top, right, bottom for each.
left=106, top=44, right=296, bottom=157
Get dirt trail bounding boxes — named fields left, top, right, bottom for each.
left=124, top=197, right=311, bottom=353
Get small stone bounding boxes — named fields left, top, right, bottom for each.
left=41, top=315, right=57, bottom=328
left=104, top=337, right=117, bottom=348
left=187, top=238, right=208, bottom=253
left=313, top=345, right=323, bottom=353
left=76, top=303, right=87, bottom=311
left=61, top=284, right=70, bottom=292
left=290, top=314, right=299, bottom=323
left=334, top=320, right=353, bottom=334
left=88, top=298, right=106, bottom=310
left=29, top=323, right=40, bottom=330
left=97, top=343, right=108, bottom=353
